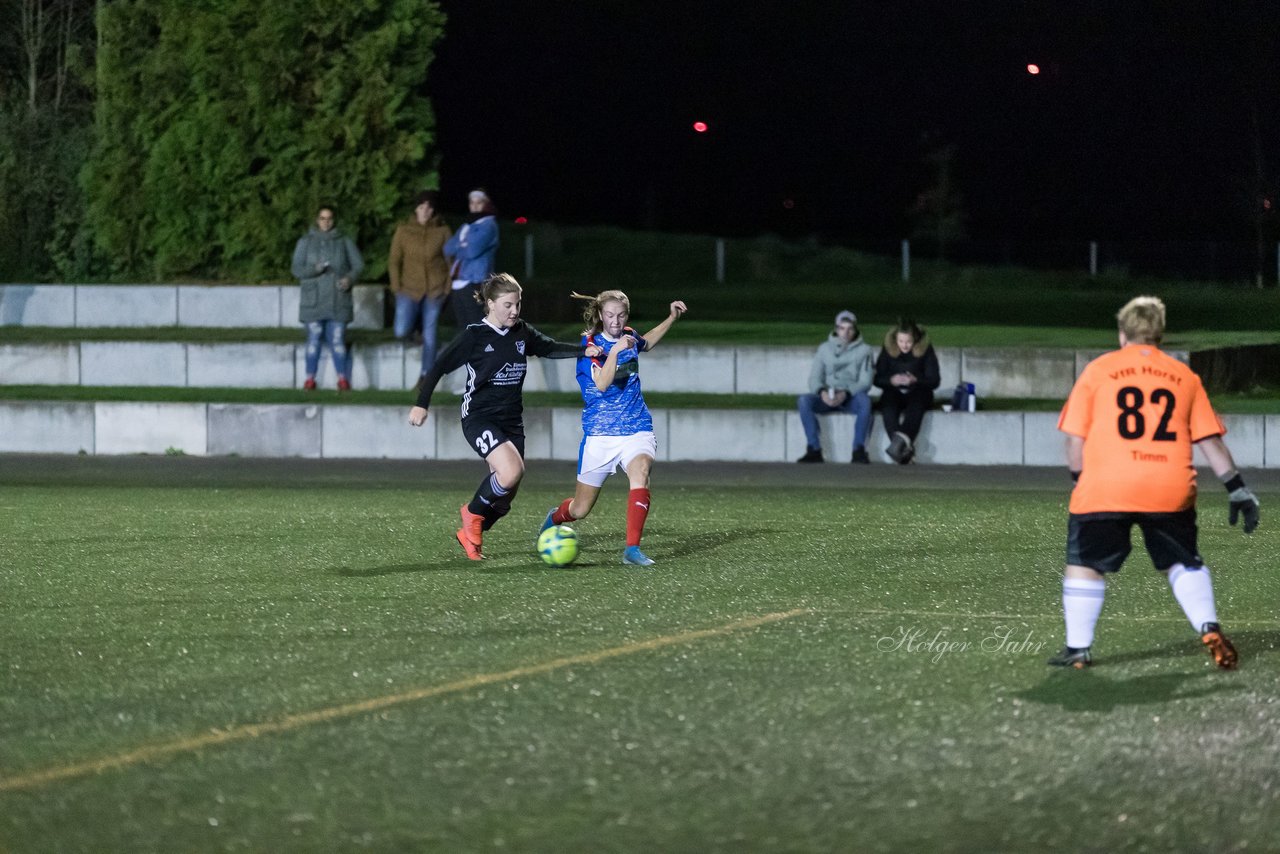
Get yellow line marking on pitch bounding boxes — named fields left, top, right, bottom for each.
left=0, top=608, right=810, bottom=793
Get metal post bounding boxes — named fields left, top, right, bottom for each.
left=524, top=233, right=534, bottom=280
left=1089, top=241, right=1098, bottom=277
left=715, top=238, right=725, bottom=283
left=901, top=239, right=910, bottom=283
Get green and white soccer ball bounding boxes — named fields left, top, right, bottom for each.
left=537, top=524, right=579, bottom=567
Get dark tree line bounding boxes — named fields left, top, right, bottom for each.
left=1, top=0, right=444, bottom=282
left=0, top=0, right=95, bottom=280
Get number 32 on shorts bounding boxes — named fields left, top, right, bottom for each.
left=474, top=430, right=498, bottom=454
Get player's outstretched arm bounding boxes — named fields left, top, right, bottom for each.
left=592, top=335, right=633, bottom=391
left=1197, top=434, right=1260, bottom=534
left=639, top=300, right=687, bottom=350
left=526, top=325, right=602, bottom=360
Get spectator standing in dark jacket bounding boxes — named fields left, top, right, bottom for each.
left=873, top=319, right=940, bottom=464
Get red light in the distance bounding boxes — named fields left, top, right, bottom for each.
left=514, top=216, right=528, bottom=225
left=692, top=121, right=708, bottom=133
left=1026, top=64, right=1040, bottom=75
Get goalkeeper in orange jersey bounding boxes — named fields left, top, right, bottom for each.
left=1050, top=295, right=1259, bottom=670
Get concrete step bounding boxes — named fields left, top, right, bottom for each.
left=1, top=400, right=1271, bottom=467
left=0, top=340, right=1150, bottom=399
left=0, top=283, right=385, bottom=329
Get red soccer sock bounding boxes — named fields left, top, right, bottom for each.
left=626, top=488, right=651, bottom=547
left=551, top=498, right=576, bottom=525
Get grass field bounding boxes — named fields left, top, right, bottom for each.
left=3, top=456, right=1279, bottom=853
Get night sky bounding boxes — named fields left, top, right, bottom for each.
left=428, top=1, right=1280, bottom=248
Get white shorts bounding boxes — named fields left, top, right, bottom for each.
left=577, top=431, right=658, bottom=487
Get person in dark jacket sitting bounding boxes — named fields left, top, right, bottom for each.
left=873, top=319, right=940, bottom=464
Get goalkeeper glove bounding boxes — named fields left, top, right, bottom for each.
left=1228, top=488, right=1260, bottom=534
left=1223, top=472, right=1260, bottom=534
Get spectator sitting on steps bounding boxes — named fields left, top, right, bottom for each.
left=796, top=310, right=876, bottom=464
left=873, top=318, right=941, bottom=464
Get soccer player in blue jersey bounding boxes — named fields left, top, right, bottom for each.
left=409, top=274, right=601, bottom=560
left=541, top=290, right=687, bottom=566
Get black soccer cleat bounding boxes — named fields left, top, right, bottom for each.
left=1047, top=645, right=1092, bottom=669
left=1199, top=623, right=1238, bottom=670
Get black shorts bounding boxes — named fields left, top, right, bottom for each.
left=461, top=417, right=525, bottom=460
left=1066, top=510, right=1202, bottom=574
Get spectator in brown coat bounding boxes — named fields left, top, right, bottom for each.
left=389, top=190, right=453, bottom=386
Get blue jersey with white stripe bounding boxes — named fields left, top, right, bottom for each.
left=577, top=329, right=653, bottom=436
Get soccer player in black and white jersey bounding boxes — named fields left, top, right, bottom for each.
left=409, top=273, right=602, bottom=560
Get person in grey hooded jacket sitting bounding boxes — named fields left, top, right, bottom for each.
left=796, top=310, right=876, bottom=463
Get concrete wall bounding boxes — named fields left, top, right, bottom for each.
left=93, top=402, right=208, bottom=455
left=0, top=284, right=384, bottom=330
left=77, top=285, right=179, bottom=326
left=321, top=405, right=436, bottom=459
left=191, top=343, right=297, bottom=388
left=0, top=284, right=74, bottom=326
left=80, top=342, right=188, bottom=386
left=179, top=287, right=281, bottom=328
left=0, top=343, right=80, bottom=384
left=3, top=400, right=1275, bottom=467
left=4, top=340, right=1175, bottom=397
left=206, top=404, right=322, bottom=458
left=0, top=401, right=95, bottom=453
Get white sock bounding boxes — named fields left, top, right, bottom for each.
left=1167, top=563, right=1218, bottom=632
left=1063, top=578, right=1106, bottom=648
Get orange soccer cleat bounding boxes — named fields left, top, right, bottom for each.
left=1047, top=646, right=1092, bottom=669
left=1200, top=623, right=1238, bottom=670
left=456, top=504, right=485, bottom=560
